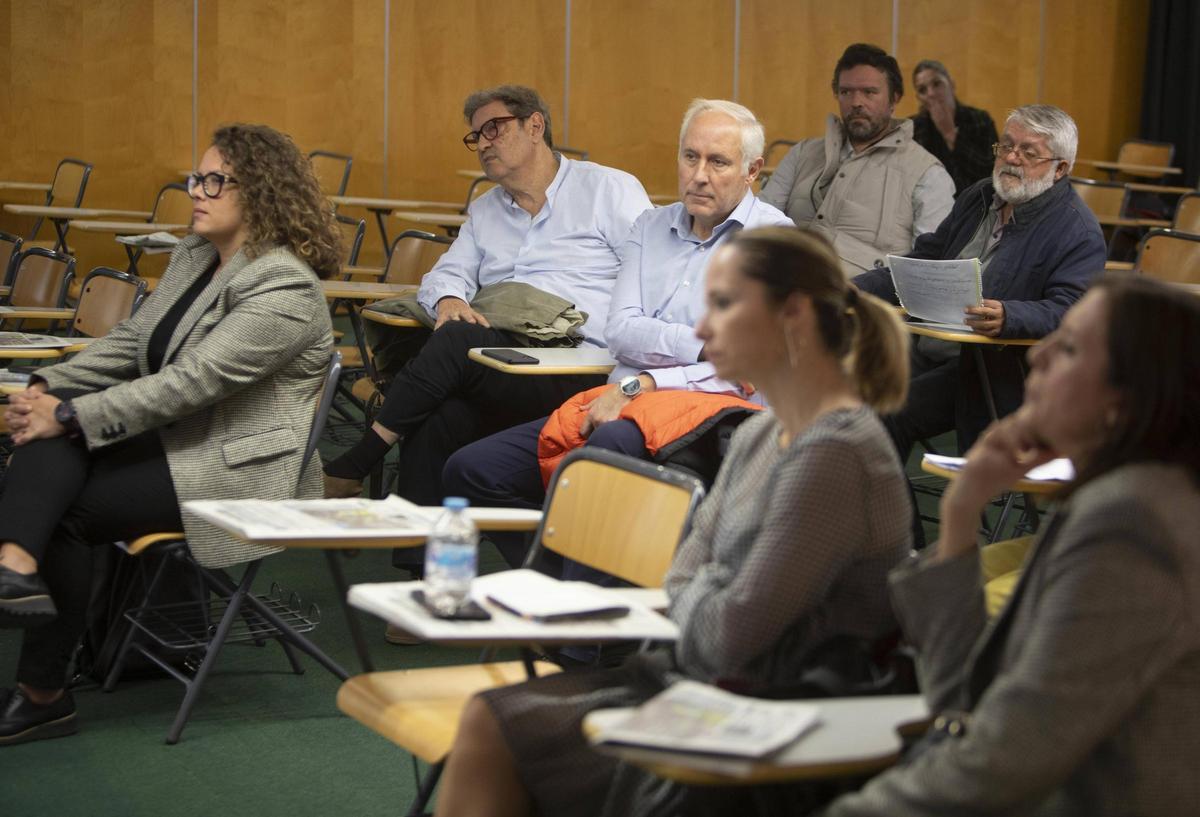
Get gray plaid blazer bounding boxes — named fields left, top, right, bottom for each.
left=828, top=463, right=1200, bottom=816
left=38, top=234, right=333, bottom=568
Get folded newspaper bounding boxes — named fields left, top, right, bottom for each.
left=924, top=453, right=1075, bottom=482
left=0, top=332, right=77, bottom=349
left=589, top=680, right=820, bottom=758
left=116, top=231, right=181, bottom=254
left=184, top=495, right=541, bottom=541
left=886, top=254, right=983, bottom=331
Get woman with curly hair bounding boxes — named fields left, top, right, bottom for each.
left=0, top=123, right=338, bottom=745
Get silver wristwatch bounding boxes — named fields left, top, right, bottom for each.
left=618, top=375, right=643, bottom=398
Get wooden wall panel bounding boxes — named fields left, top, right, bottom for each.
left=387, top=0, right=566, bottom=205
left=0, top=0, right=11, bottom=182
left=568, top=0, right=735, bottom=198
left=1, top=0, right=191, bottom=271
left=197, top=0, right=384, bottom=178
left=1043, top=0, right=1150, bottom=176
left=894, top=0, right=1042, bottom=121
left=0, top=0, right=1159, bottom=274
left=740, top=0, right=893, bottom=155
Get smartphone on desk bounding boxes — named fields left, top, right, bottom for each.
left=411, top=589, right=492, bottom=621
left=486, top=596, right=631, bottom=624
left=481, top=348, right=539, bottom=366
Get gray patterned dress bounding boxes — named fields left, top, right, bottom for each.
left=481, top=406, right=912, bottom=816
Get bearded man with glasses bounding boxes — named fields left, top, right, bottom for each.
left=853, top=104, right=1106, bottom=543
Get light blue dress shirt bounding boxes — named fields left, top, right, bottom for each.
left=604, top=190, right=793, bottom=393
left=417, top=157, right=652, bottom=346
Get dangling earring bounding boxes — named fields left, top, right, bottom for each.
left=785, top=330, right=802, bottom=369
left=1104, top=406, right=1120, bottom=429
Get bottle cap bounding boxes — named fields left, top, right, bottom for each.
left=443, top=496, right=469, bottom=510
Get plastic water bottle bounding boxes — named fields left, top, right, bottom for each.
left=423, top=497, right=479, bottom=615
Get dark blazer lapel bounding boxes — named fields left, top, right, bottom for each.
left=162, top=246, right=252, bottom=366
left=963, top=510, right=1068, bottom=706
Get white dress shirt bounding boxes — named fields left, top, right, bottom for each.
left=605, top=190, right=793, bottom=393
left=417, top=157, right=652, bottom=346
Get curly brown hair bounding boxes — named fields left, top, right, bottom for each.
left=211, top=124, right=342, bottom=279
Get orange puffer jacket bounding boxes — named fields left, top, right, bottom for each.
left=536, top=384, right=762, bottom=486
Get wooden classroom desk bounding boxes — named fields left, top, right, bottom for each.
left=0, top=306, right=77, bottom=321
left=0, top=181, right=52, bottom=193
left=392, top=211, right=468, bottom=235
left=1122, top=182, right=1196, bottom=195
left=1093, top=215, right=1171, bottom=229
left=920, top=457, right=1062, bottom=496
left=321, top=281, right=416, bottom=302
left=467, top=346, right=617, bottom=376
left=331, top=195, right=462, bottom=255
left=1076, top=159, right=1183, bottom=177
left=456, top=169, right=486, bottom=180
left=69, top=219, right=189, bottom=235
left=584, top=694, right=930, bottom=785
left=3, top=204, right=154, bottom=252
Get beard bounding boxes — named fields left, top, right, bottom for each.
left=843, top=112, right=889, bottom=144
left=992, top=165, right=1056, bottom=205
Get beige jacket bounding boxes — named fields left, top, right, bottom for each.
left=761, top=116, right=948, bottom=276
left=38, top=235, right=333, bottom=568
left=828, top=463, right=1200, bottom=816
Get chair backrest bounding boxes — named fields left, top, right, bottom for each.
left=0, top=230, right=23, bottom=288
left=71, top=267, right=147, bottom=338
left=1070, top=177, right=1129, bottom=220
left=337, top=215, right=367, bottom=268
left=461, top=176, right=497, bottom=212
left=150, top=182, right=193, bottom=225
left=1174, top=193, right=1200, bottom=236
left=1116, top=139, right=1174, bottom=170
left=302, top=350, right=343, bottom=482
left=47, top=158, right=92, bottom=208
left=527, top=448, right=705, bottom=587
left=9, top=247, right=76, bottom=308
left=309, top=150, right=353, bottom=197
left=385, top=230, right=453, bottom=285
left=1134, top=229, right=1200, bottom=284
left=765, top=138, right=798, bottom=166
left=557, top=146, right=589, bottom=161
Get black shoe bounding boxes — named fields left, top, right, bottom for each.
left=0, top=565, right=57, bottom=628
left=0, top=687, right=78, bottom=746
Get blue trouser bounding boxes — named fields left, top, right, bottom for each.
left=442, top=416, right=647, bottom=580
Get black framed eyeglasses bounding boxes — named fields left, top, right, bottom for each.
left=992, top=142, right=1059, bottom=166
left=463, top=115, right=521, bottom=151
left=187, top=171, right=239, bottom=198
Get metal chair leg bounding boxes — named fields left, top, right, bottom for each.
left=166, top=561, right=261, bottom=744
left=406, top=761, right=444, bottom=817
left=101, top=551, right=174, bottom=693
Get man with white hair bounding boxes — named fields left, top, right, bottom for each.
left=444, top=98, right=793, bottom=567
left=854, top=104, right=1106, bottom=483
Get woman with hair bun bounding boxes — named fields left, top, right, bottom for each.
left=0, top=123, right=338, bottom=744
left=432, top=226, right=915, bottom=817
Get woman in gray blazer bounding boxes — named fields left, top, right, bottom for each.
left=827, top=274, right=1200, bottom=816
left=0, top=123, right=340, bottom=746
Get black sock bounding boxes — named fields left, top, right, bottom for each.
left=324, top=428, right=394, bottom=480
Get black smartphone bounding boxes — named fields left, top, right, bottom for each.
left=411, top=589, right=492, bottom=621
left=481, top=348, right=539, bottom=366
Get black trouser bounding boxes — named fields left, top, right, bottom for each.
left=0, top=418, right=181, bottom=689
left=373, top=322, right=603, bottom=566
left=883, top=343, right=1028, bottom=547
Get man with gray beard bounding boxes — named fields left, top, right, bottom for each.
left=853, top=105, right=1105, bottom=513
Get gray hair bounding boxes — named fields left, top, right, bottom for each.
left=678, top=98, right=766, bottom=173
left=463, top=85, right=553, bottom=149
left=1006, top=104, right=1078, bottom=171
left=912, top=59, right=953, bottom=85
